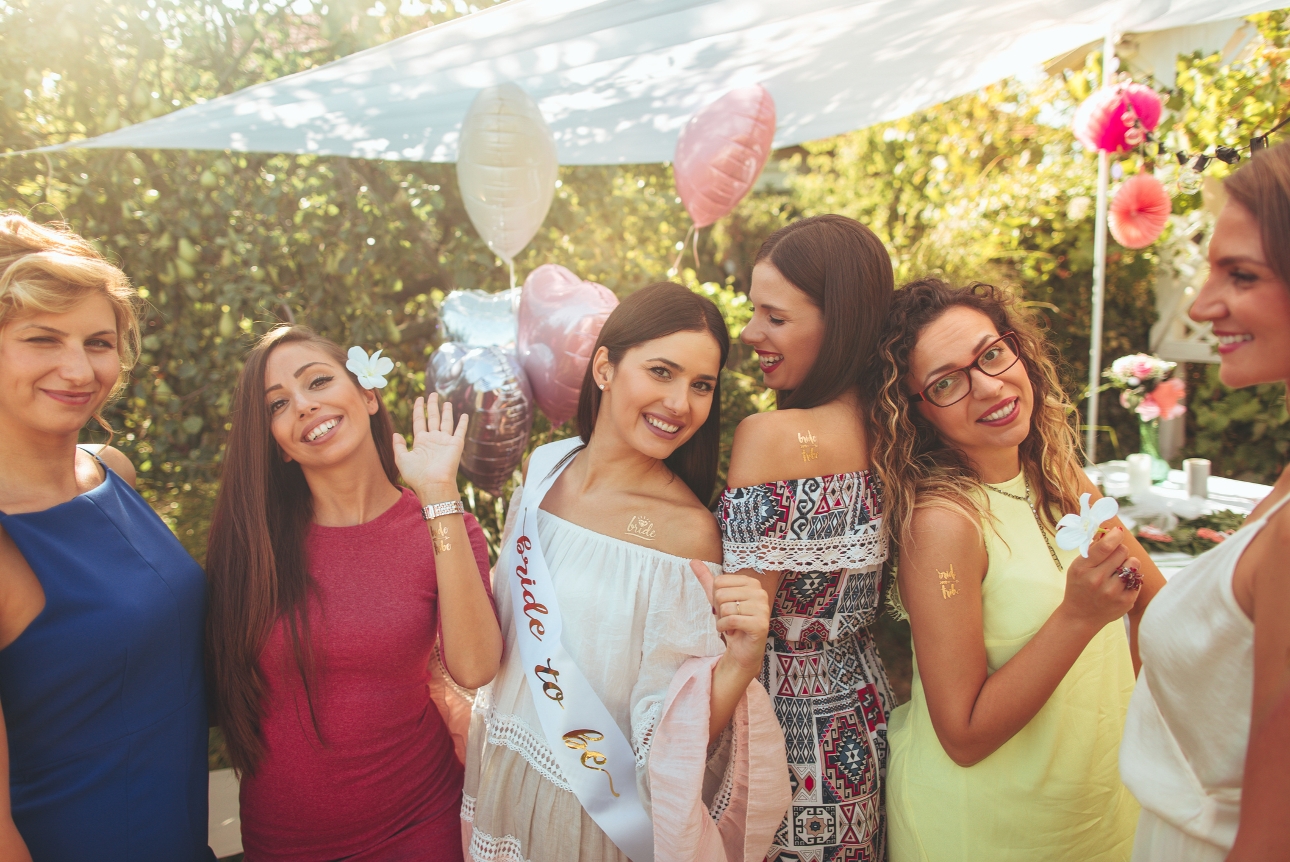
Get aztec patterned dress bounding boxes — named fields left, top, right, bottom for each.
left=718, top=470, right=892, bottom=862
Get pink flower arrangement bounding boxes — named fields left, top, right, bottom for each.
left=1106, top=353, right=1185, bottom=421
left=1133, top=377, right=1186, bottom=422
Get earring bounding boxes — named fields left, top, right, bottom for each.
left=598, top=383, right=605, bottom=390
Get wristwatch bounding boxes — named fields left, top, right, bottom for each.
left=421, top=500, right=466, bottom=521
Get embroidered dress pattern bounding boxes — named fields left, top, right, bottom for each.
left=719, top=472, right=892, bottom=862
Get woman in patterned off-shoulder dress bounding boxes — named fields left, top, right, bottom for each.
left=719, top=214, right=897, bottom=861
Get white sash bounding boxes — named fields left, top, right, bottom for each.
left=500, top=438, right=655, bottom=862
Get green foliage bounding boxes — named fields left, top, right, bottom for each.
left=5, top=1, right=1290, bottom=587
left=1129, top=507, right=1248, bottom=556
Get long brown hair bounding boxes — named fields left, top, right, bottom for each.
left=205, top=325, right=398, bottom=774
left=869, top=279, right=1083, bottom=550
left=574, top=282, right=730, bottom=506
left=753, top=214, right=894, bottom=409
left=1224, top=138, right=1290, bottom=285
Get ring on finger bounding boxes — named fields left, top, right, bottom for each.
left=1113, top=563, right=1143, bottom=590
left=735, top=600, right=741, bottom=615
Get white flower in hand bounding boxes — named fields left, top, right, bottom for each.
left=346, top=346, right=394, bottom=389
left=1056, top=492, right=1119, bottom=557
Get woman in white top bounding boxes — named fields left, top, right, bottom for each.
left=1119, top=140, right=1290, bottom=860
left=453, top=282, right=791, bottom=862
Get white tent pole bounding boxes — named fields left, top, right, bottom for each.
left=1085, top=31, right=1116, bottom=465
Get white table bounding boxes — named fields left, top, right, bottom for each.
left=1092, top=464, right=1273, bottom=579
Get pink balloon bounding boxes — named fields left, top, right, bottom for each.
left=1109, top=173, right=1172, bottom=249
left=673, top=85, right=777, bottom=228
left=517, top=264, right=619, bottom=426
left=1072, top=83, right=1162, bottom=154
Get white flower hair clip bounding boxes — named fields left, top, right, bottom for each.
left=346, top=346, right=394, bottom=390
left=1056, top=493, right=1141, bottom=589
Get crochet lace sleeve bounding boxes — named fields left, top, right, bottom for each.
left=718, top=473, right=888, bottom=573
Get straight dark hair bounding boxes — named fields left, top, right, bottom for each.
left=205, top=325, right=398, bottom=774
left=574, top=281, right=730, bottom=506
left=754, top=214, right=895, bottom=409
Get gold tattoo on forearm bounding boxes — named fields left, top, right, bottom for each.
left=432, top=521, right=452, bottom=553
left=937, top=564, right=959, bottom=598
left=625, top=515, right=657, bottom=541
left=798, top=430, right=818, bottom=462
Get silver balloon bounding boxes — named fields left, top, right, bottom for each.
left=439, top=288, right=520, bottom=348
left=427, top=342, right=533, bottom=495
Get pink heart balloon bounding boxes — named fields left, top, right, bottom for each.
left=673, top=85, right=777, bottom=228
left=1072, top=83, right=1162, bottom=154
left=1109, top=173, right=1172, bottom=249
left=517, top=264, right=619, bottom=426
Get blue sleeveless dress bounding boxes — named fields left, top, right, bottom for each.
left=0, top=456, right=213, bottom=861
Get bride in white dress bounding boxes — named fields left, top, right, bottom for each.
left=1118, top=140, right=1290, bottom=860
left=451, top=282, right=791, bottom=862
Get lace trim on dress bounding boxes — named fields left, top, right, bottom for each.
left=468, top=826, right=533, bottom=862
left=632, top=699, right=664, bottom=770
left=461, top=793, right=476, bottom=823
left=722, top=529, right=887, bottom=575
left=707, top=723, right=737, bottom=822
left=484, top=709, right=573, bottom=792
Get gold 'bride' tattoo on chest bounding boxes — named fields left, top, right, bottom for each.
left=938, top=564, right=959, bottom=598
left=625, top=515, right=657, bottom=542
left=798, top=430, right=819, bottom=462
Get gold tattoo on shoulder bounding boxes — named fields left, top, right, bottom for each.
left=432, top=521, right=452, bottom=554
left=798, top=430, right=819, bottom=462
left=937, top=564, right=959, bottom=599
left=625, top=515, right=657, bottom=542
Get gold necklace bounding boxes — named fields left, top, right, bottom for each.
left=984, top=477, right=1063, bottom=572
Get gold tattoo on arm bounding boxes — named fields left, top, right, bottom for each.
left=625, top=515, right=657, bottom=542
left=798, top=430, right=818, bottom=462
left=937, top=564, right=959, bottom=599
left=432, top=521, right=452, bottom=553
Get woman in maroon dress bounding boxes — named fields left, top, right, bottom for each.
left=205, top=325, right=502, bottom=861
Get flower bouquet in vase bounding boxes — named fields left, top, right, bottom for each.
left=1104, top=353, right=1185, bottom=482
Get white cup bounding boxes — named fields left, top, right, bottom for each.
left=1127, top=453, right=1154, bottom=497
left=1184, top=458, right=1210, bottom=499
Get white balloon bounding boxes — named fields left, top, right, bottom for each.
left=456, top=83, right=558, bottom=264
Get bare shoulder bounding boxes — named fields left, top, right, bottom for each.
left=646, top=495, right=721, bottom=564
left=728, top=409, right=810, bottom=487
left=905, top=503, right=984, bottom=561
left=81, top=444, right=137, bottom=488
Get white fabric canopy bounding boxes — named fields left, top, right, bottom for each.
left=36, top=0, right=1278, bottom=165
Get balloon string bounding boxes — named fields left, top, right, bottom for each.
left=508, top=259, right=516, bottom=290
left=692, top=225, right=700, bottom=271
left=671, top=223, right=696, bottom=275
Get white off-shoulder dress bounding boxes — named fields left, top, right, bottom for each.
left=460, top=481, right=790, bottom=862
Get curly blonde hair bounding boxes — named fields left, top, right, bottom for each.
left=868, top=279, right=1084, bottom=550
left=0, top=212, right=140, bottom=407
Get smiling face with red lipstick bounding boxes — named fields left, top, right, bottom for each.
left=263, top=340, right=383, bottom=471
left=0, top=294, right=123, bottom=439
left=1189, top=199, right=1290, bottom=390
left=906, top=306, right=1034, bottom=478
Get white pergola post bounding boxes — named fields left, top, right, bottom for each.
left=1085, top=31, right=1117, bottom=465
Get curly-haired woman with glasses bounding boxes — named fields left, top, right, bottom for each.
left=870, top=279, right=1164, bottom=862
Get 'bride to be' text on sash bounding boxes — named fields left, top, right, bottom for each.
left=501, top=439, right=654, bottom=862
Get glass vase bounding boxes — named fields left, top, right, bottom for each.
left=1138, top=418, right=1171, bottom=482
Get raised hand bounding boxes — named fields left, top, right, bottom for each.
left=690, top=559, right=771, bottom=674
left=393, top=394, right=470, bottom=499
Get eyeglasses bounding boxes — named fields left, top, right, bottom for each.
left=910, top=332, right=1021, bottom=408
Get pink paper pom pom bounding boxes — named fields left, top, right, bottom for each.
left=1109, top=173, right=1172, bottom=249
left=1072, top=84, right=1163, bottom=154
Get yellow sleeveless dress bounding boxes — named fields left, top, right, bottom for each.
left=887, top=471, right=1139, bottom=861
